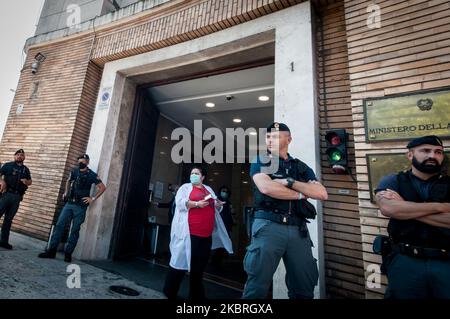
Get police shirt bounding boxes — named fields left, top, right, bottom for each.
left=0, top=162, right=32, bottom=195
left=68, top=168, right=102, bottom=204
left=250, top=153, right=318, bottom=216
left=375, top=171, right=435, bottom=201
left=250, top=153, right=317, bottom=182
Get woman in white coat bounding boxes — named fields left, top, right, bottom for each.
left=163, top=166, right=233, bottom=300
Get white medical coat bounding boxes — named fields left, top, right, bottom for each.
left=169, top=183, right=233, bottom=271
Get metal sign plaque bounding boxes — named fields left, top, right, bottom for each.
left=364, top=88, right=450, bottom=142
left=367, top=152, right=450, bottom=202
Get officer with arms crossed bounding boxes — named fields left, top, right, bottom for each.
left=242, top=122, right=328, bottom=299
left=375, top=135, right=450, bottom=299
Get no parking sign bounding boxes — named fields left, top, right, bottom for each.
left=98, top=87, right=112, bottom=110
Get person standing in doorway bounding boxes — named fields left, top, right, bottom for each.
left=157, top=184, right=180, bottom=226
left=211, top=186, right=234, bottom=268
left=38, top=154, right=106, bottom=262
left=163, top=166, right=232, bottom=300
left=0, top=149, right=32, bottom=250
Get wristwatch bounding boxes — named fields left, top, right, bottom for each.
left=286, top=177, right=295, bottom=189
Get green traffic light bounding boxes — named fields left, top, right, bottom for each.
left=330, top=150, right=342, bottom=162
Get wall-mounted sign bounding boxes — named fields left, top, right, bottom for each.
left=367, top=152, right=450, bottom=202
left=364, top=88, right=450, bottom=142
left=97, top=87, right=112, bottom=110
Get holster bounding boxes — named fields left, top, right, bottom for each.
left=298, top=199, right=317, bottom=220
left=373, top=235, right=392, bottom=274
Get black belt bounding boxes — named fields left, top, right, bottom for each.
left=6, top=189, right=23, bottom=195
left=68, top=198, right=87, bottom=206
left=254, top=210, right=304, bottom=226
left=392, top=243, right=450, bottom=260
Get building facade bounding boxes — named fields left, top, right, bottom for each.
left=1, top=0, right=449, bottom=299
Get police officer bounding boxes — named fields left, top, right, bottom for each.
left=242, top=122, right=328, bottom=299
left=0, top=149, right=32, bottom=250
left=38, top=154, right=106, bottom=262
left=375, top=135, right=450, bottom=298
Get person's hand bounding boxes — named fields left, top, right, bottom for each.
left=378, top=189, right=404, bottom=201
left=82, top=197, right=94, bottom=205
left=439, top=203, right=450, bottom=214
left=197, top=200, right=210, bottom=208
left=0, top=180, right=5, bottom=193
left=273, top=178, right=288, bottom=186
left=215, top=200, right=225, bottom=208
left=20, top=178, right=28, bottom=185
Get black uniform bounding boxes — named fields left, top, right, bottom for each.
left=0, top=162, right=32, bottom=245
left=375, top=170, right=450, bottom=298
left=242, top=152, right=319, bottom=299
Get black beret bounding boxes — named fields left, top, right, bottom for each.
left=77, top=154, right=90, bottom=160
left=266, top=122, right=291, bottom=133
left=406, top=135, right=443, bottom=149
left=15, top=149, right=25, bottom=155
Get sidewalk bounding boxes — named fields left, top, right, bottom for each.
left=0, top=248, right=165, bottom=299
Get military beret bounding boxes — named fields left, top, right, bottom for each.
left=77, top=154, right=90, bottom=160
left=406, top=135, right=443, bottom=149
left=266, top=122, right=291, bottom=133
left=15, top=149, right=25, bottom=155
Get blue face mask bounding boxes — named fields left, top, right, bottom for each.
left=190, top=174, right=201, bottom=185
left=220, top=192, right=229, bottom=199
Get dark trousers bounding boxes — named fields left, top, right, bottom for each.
left=0, top=193, right=22, bottom=244
left=48, top=203, right=87, bottom=255
left=385, top=252, right=450, bottom=299
left=163, top=235, right=212, bottom=300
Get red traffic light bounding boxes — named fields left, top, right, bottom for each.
left=325, top=132, right=341, bottom=146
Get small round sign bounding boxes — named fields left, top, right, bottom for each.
left=102, top=92, right=110, bottom=102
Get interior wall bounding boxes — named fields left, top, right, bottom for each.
left=148, top=115, right=183, bottom=225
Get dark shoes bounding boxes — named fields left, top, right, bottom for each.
left=0, top=242, right=13, bottom=250
left=38, top=250, right=72, bottom=262
left=38, top=249, right=56, bottom=259
left=64, top=253, right=72, bottom=263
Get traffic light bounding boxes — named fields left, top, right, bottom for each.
left=325, top=129, right=348, bottom=174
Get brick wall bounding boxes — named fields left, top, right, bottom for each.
left=0, top=36, right=100, bottom=240
left=91, top=0, right=306, bottom=65
left=343, top=0, right=450, bottom=298
left=316, top=1, right=365, bottom=299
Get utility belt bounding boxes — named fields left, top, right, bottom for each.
left=6, top=188, right=24, bottom=196
left=392, top=243, right=450, bottom=260
left=373, top=235, right=450, bottom=260
left=67, top=197, right=88, bottom=207
left=254, top=209, right=305, bottom=226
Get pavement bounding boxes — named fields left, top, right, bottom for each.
left=0, top=247, right=165, bottom=299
